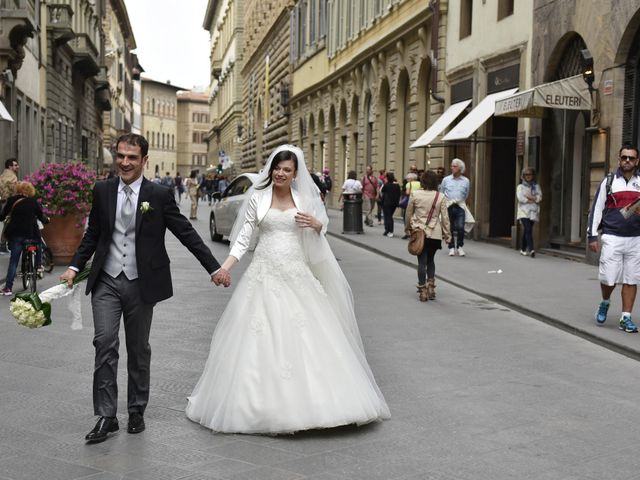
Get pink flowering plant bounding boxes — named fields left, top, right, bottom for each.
left=26, top=162, right=96, bottom=221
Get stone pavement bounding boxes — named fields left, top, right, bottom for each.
left=1, top=201, right=640, bottom=479
left=327, top=209, right=640, bottom=361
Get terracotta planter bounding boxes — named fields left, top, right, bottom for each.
left=41, top=214, right=86, bottom=265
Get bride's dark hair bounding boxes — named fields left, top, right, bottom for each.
left=257, top=149, right=298, bottom=190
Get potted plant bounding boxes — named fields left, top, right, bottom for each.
left=26, top=162, right=96, bottom=265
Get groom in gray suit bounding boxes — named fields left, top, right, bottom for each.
left=61, top=133, right=229, bottom=443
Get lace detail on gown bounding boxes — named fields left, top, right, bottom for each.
left=244, top=209, right=326, bottom=295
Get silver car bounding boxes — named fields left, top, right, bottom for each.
left=209, top=173, right=259, bottom=242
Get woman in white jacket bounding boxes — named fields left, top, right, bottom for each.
left=516, top=167, right=542, bottom=257
left=186, top=145, right=389, bottom=434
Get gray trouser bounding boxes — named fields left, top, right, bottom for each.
left=363, top=196, right=376, bottom=225
left=91, top=271, right=154, bottom=417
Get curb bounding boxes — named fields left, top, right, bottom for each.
left=327, top=230, right=640, bottom=363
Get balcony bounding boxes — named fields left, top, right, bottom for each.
left=71, top=32, right=99, bottom=78
left=47, top=4, right=75, bottom=46
left=95, top=65, right=111, bottom=111
left=211, top=59, right=222, bottom=80
left=0, top=0, right=37, bottom=32
left=0, top=0, right=36, bottom=72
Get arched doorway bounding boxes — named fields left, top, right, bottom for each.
left=377, top=79, right=390, bottom=172
left=396, top=69, right=410, bottom=177
left=542, top=34, right=591, bottom=248
left=416, top=60, right=431, bottom=170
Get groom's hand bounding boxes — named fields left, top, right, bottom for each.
left=211, top=269, right=231, bottom=288
left=60, top=268, right=77, bottom=288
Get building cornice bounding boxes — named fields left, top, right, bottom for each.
left=110, top=0, right=137, bottom=49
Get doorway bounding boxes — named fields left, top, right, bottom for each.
left=489, top=116, right=517, bottom=237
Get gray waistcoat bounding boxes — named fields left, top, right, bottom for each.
left=103, top=205, right=138, bottom=280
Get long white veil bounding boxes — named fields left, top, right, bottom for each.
left=228, top=146, right=388, bottom=411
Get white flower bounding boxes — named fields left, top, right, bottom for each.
left=10, top=299, right=47, bottom=328
left=140, top=201, right=153, bottom=213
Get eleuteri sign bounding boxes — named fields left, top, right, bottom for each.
left=495, top=75, right=591, bottom=118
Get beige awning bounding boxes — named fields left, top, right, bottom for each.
left=410, top=100, right=471, bottom=148
left=442, top=88, right=518, bottom=141
left=495, top=75, right=591, bottom=118
left=0, top=100, right=13, bottom=122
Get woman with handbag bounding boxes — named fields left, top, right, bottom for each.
left=0, top=181, right=49, bottom=295
left=405, top=170, right=451, bottom=302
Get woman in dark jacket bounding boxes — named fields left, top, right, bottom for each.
left=380, top=172, right=401, bottom=237
left=0, top=181, right=49, bottom=295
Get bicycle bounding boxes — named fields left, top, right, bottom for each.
left=39, top=236, right=54, bottom=278
left=20, top=239, right=40, bottom=293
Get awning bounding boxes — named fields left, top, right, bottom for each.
left=410, top=99, right=471, bottom=148
left=0, top=100, right=13, bottom=122
left=102, top=147, right=114, bottom=164
left=442, top=88, right=518, bottom=141
left=495, top=75, right=591, bottom=118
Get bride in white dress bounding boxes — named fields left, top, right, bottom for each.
left=186, top=145, right=390, bottom=434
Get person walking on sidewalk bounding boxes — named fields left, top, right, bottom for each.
left=59, top=133, right=227, bottom=444
left=362, top=165, right=378, bottom=227
left=0, top=158, right=19, bottom=254
left=380, top=172, right=401, bottom=237
left=587, top=143, right=640, bottom=333
left=185, top=170, right=200, bottom=219
left=405, top=171, right=451, bottom=301
left=516, top=167, right=542, bottom=257
left=440, top=158, right=470, bottom=257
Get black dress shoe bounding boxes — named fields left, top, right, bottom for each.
left=128, top=412, right=145, bottom=434
left=85, top=416, right=119, bottom=443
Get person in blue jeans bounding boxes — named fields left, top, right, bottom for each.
left=0, top=181, right=49, bottom=295
left=440, top=158, right=470, bottom=257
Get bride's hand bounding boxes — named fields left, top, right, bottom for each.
left=295, top=212, right=322, bottom=233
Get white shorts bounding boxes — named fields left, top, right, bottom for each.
left=598, top=234, right=640, bottom=286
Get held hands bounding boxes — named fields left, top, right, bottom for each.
left=60, top=268, right=77, bottom=288
left=211, top=268, right=231, bottom=288
left=295, top=212, right=322, bottom=233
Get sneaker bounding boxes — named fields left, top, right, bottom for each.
left=520, top=250, right=528, bottom=256
left=387, top=233, right=394, bottom=238
left=1, top=287, right=12, bottom=296
left=530, top=250, right=536, bottom=258
left=457, top=247, right=466, bottom=257
left=619, top=315, right=638, bottom=333
left=401, top=235, right=409, bottom=239
left=449, top=248, right=456, bottom=256
left=595, top=301, right=609, bottom=325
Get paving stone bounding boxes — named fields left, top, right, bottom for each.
left=0, top=453, right=100, bottom=480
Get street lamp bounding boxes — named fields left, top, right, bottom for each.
left=581, top=48, right=595, bottom=93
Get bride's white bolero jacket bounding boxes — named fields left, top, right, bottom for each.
left=229, top=186, right=328, bottom=262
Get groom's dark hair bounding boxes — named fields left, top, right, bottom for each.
left=116, top=133, right=149, bottom=157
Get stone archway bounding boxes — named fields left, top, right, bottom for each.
left=416, top=59, right=431, bottom=170
left=377, top=78, right=390, bottom=173
left=396, top=69, right=411, bottom=178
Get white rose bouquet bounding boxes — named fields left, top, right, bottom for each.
left=10, top=266, right=91, bottom=329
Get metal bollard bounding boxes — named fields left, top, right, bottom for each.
left=342, top=193, right=364, bottom=234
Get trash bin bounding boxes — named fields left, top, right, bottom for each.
left=342, top=193, right=363, bottom=234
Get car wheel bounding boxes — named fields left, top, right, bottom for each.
left=210, top=213, right=223, bottom=242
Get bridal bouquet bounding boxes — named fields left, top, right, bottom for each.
left=10, top=266, right=91, bottom=329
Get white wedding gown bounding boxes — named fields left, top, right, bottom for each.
left=186, top=208, right=390, bottom=434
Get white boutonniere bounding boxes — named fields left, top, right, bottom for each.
left=140, top=202, right=153, bottom=214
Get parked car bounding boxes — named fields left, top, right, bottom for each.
left=210, top=173, right=259, bottom=242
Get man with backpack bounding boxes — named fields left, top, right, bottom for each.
left=587, top=143, right=640, bottom=333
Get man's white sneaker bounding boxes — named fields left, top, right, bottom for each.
left=520, top=250, right=528, bottom=256
left=457, top=247, right=466, bottom=257
left=449, top=248, right=456, bottom=256
left=386, top=233, right=394, bottom=238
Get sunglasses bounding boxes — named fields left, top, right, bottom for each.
left=620, top=155, right=638, bottom=161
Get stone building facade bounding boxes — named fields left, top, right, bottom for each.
left=0, top=0, right=44, bottom=176
left=177, top=90, right=210, bottom=177
left=526, top=0, right=640, bottom=261
left=101, top=0, right=136, bottom=171
left=240, top=0, right=293, bottom=170
left=443, top=0, right=532, bottom=241
left=141, top=78, right=180, bottom=178
left=289, top=0, right=441, bottom=205
left=44, top=0, right=108, bottom=170
left=203, top=0, right=244, bottom=175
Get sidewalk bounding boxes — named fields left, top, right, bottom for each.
left=326, top=208, right=640, bottom=361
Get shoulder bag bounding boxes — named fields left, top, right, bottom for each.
left=408, top=192, right=440, bottom=256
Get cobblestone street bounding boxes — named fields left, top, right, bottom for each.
left=0, top=203, right=640, bottom=479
